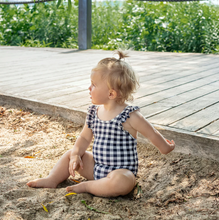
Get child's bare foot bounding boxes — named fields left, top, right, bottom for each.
left=26, top=177, right=58, bottom=188
left=66, top=183, right=86, bottom=194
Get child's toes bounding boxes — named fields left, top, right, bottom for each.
left=66, top=186, right=74, bottom=192
left=26, top=181, right=37, bottom=187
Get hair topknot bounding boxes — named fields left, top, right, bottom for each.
left=115, top=50, right=129, bottom=60
left=92, top=50, right=139, bottom=104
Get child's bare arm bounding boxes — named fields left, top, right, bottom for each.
left=69, top=124, right=93, bottom=176
left=130, top=111, right=175, bottom=154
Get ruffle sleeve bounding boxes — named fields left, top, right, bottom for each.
left=119, top=106, right=140, bottom=123
left=86, top=105, right=97, bottom=129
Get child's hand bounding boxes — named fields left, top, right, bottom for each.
left=69, top=154, right=83, bottom=177
left=165, top=139, right=175, bottom=152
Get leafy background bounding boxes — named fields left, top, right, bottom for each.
left=0, top=0, right=219, bottom=53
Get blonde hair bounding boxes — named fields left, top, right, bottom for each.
left=92, top=51, right=139, bottom=104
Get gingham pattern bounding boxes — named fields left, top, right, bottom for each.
left=86, top=105, right=139, bottom=180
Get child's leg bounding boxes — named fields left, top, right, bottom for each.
left=26, top=150, right=94, bottom=188
left=66, top=169, right=136, bottom=197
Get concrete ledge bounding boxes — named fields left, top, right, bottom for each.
left=1, top=93, right=219, bottom=162
left=0, top=94, right=86, bottom=125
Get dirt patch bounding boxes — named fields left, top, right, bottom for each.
left=0, top=105, right=219, bottom=220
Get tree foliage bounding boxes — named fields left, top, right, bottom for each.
left=0, top=0, right=219, bottom=53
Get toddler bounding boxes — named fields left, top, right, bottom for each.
left=27, top=51, right=175, bottom=197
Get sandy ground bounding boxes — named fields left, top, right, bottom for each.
left=0, top=105, right=219, bottom=220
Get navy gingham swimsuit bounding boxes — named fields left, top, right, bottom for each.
left=86, top=105, right=139, bottom=180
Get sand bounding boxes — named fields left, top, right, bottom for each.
left=0, top=105, right=219, bottom=220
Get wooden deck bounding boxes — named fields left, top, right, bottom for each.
left=1, top=46, right=219, bottom=142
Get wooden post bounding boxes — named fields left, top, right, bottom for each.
left=78, top=0, right=92, bottom=50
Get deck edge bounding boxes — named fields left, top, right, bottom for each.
left=0, top=94, right=87, bottom=125
left=1, top=93, right=218, bottom=162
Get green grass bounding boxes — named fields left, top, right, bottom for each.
left=0, top=0, right=219, bottom=53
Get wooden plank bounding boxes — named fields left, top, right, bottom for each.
left=138, top=66, right=217, bottom=84
left=0, top=66, right=91, bottom=84
left=0, top=61, right=92, bottom=75
left=17, top=82, right=88, bottom=98
left=0, top=64, right=92, bottom=82
left=0, top=50, right=107, bottom=76
left=147, top=88, right=219, bottom=125
left=140, top=86, right=219, bottom=118
left=25, top=81, right=89, bottom=98
left=0, top=77, right=90, bottom=95
left=197, top=119, right=219, bottom=135
left=135, top=68, right=219, bottom=99
left=75, top=103, right=90, bottom=112
left=56, top=90, right=89, bottom=105
left=139, top=56, right=219, bottom=68
left=139, top=69, right=188, bottom=84
left=66, top=96, right=90, bottom=108
left=31, top=87, right=88, bottom=102
left=214, top=129, right=219, bottom=137
left=169, top=102, right=219, bottom=132
left=134, top=77, right=219, bottom=107
left=41, top=89, right=89, bottom=103
left=0, top=72, right=89, bottom=89
left=1, top=56, right=95, bottom=71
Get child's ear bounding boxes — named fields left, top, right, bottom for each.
left=108, top=89, right=117, bottom=100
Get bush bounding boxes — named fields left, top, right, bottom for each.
left=92, top=1, right=219, bottom=53
left=0, top=0, right=219, bottom=53
left=0, top=2, right=78, bottom=48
